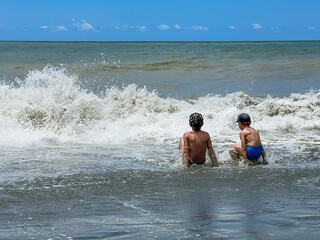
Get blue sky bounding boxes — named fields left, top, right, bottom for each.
left=1, top=0, right=319, bottom=41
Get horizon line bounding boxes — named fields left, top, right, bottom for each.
left=1, top=40, right=320, bottom=43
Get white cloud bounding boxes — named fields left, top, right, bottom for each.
left=115, top=25, right=147, bottom=32
left=229, top=25, right=236, bottom=30
left=252, top=23, right=262, bottom=29
left=270, top=27, right=281, bottom=31
left=308, top=26, right=316, bottom=30
left=157, top=24, right=170, bottom=30
left=56, top=26, right=68, bottom=31
left=190, top=25, right=209, bottom=31
left=137, top=25, right=147, bottom=32
left=40, top=26, right=48, bottom=29
left=174, top=24, right=181, bottom=29
left=73, top=19, right=98, bottom=32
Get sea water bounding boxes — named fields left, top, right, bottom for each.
left=0, top=41, right=320, bottom=239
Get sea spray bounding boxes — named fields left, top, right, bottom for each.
left=0, top=67, right=320, bottom=149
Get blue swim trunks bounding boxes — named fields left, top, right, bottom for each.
left=246, top=145, right=263, bottom=160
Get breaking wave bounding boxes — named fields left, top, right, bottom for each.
left=0, top=66, right=320, bottom=147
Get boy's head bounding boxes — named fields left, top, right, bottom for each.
left=189, top=112, right=203, bottom=131
left=236, top=113, right=251, bottom=126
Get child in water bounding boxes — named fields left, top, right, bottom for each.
left=179, top=113, right=218, bottom=167
left=229, top=113, right=266, bottom=164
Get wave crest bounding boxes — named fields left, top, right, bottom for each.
left=0, top=66, right=320, bottom=146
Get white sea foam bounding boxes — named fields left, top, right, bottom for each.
left=0, top=67, right=319, bottom=149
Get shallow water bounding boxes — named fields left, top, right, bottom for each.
left=1, top=163, right=320, bottom=239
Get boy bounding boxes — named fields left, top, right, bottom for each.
left=179, top=113, right=218, bottom=167
left=229, top=113, right=266, bottom=164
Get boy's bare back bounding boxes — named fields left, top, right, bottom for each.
left=180, top=113, right=218, bottom=167
left=241, top=127, right=262, bottom=147
left=183, top=130, right=211, bottom=163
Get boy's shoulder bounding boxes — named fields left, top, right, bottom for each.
left=184, top=130, right=209, bottom=136
left=183, top=131, right=194, bottom=137
left=197, top=130, right=211, bottom=139
left=199, top=130, right=210, bottom=135
left=240, top=127, right=251, bottom=136
left=246, top=126, right=258, bottom=133
left=241, top=126, right=259, bottom=137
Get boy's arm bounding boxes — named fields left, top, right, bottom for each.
left=240, top=132, right=248, bottom=164
left=182, top=133, right=190, bottom=167
left=207, top=136, right=218, bottom=167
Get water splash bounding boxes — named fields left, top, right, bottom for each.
left=0, top=66, right=319, bottom=148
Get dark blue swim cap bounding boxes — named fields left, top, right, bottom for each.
left=236, top=113, right=251, bottom=123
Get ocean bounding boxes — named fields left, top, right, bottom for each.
left=0, top=41, right=320, bottom=239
